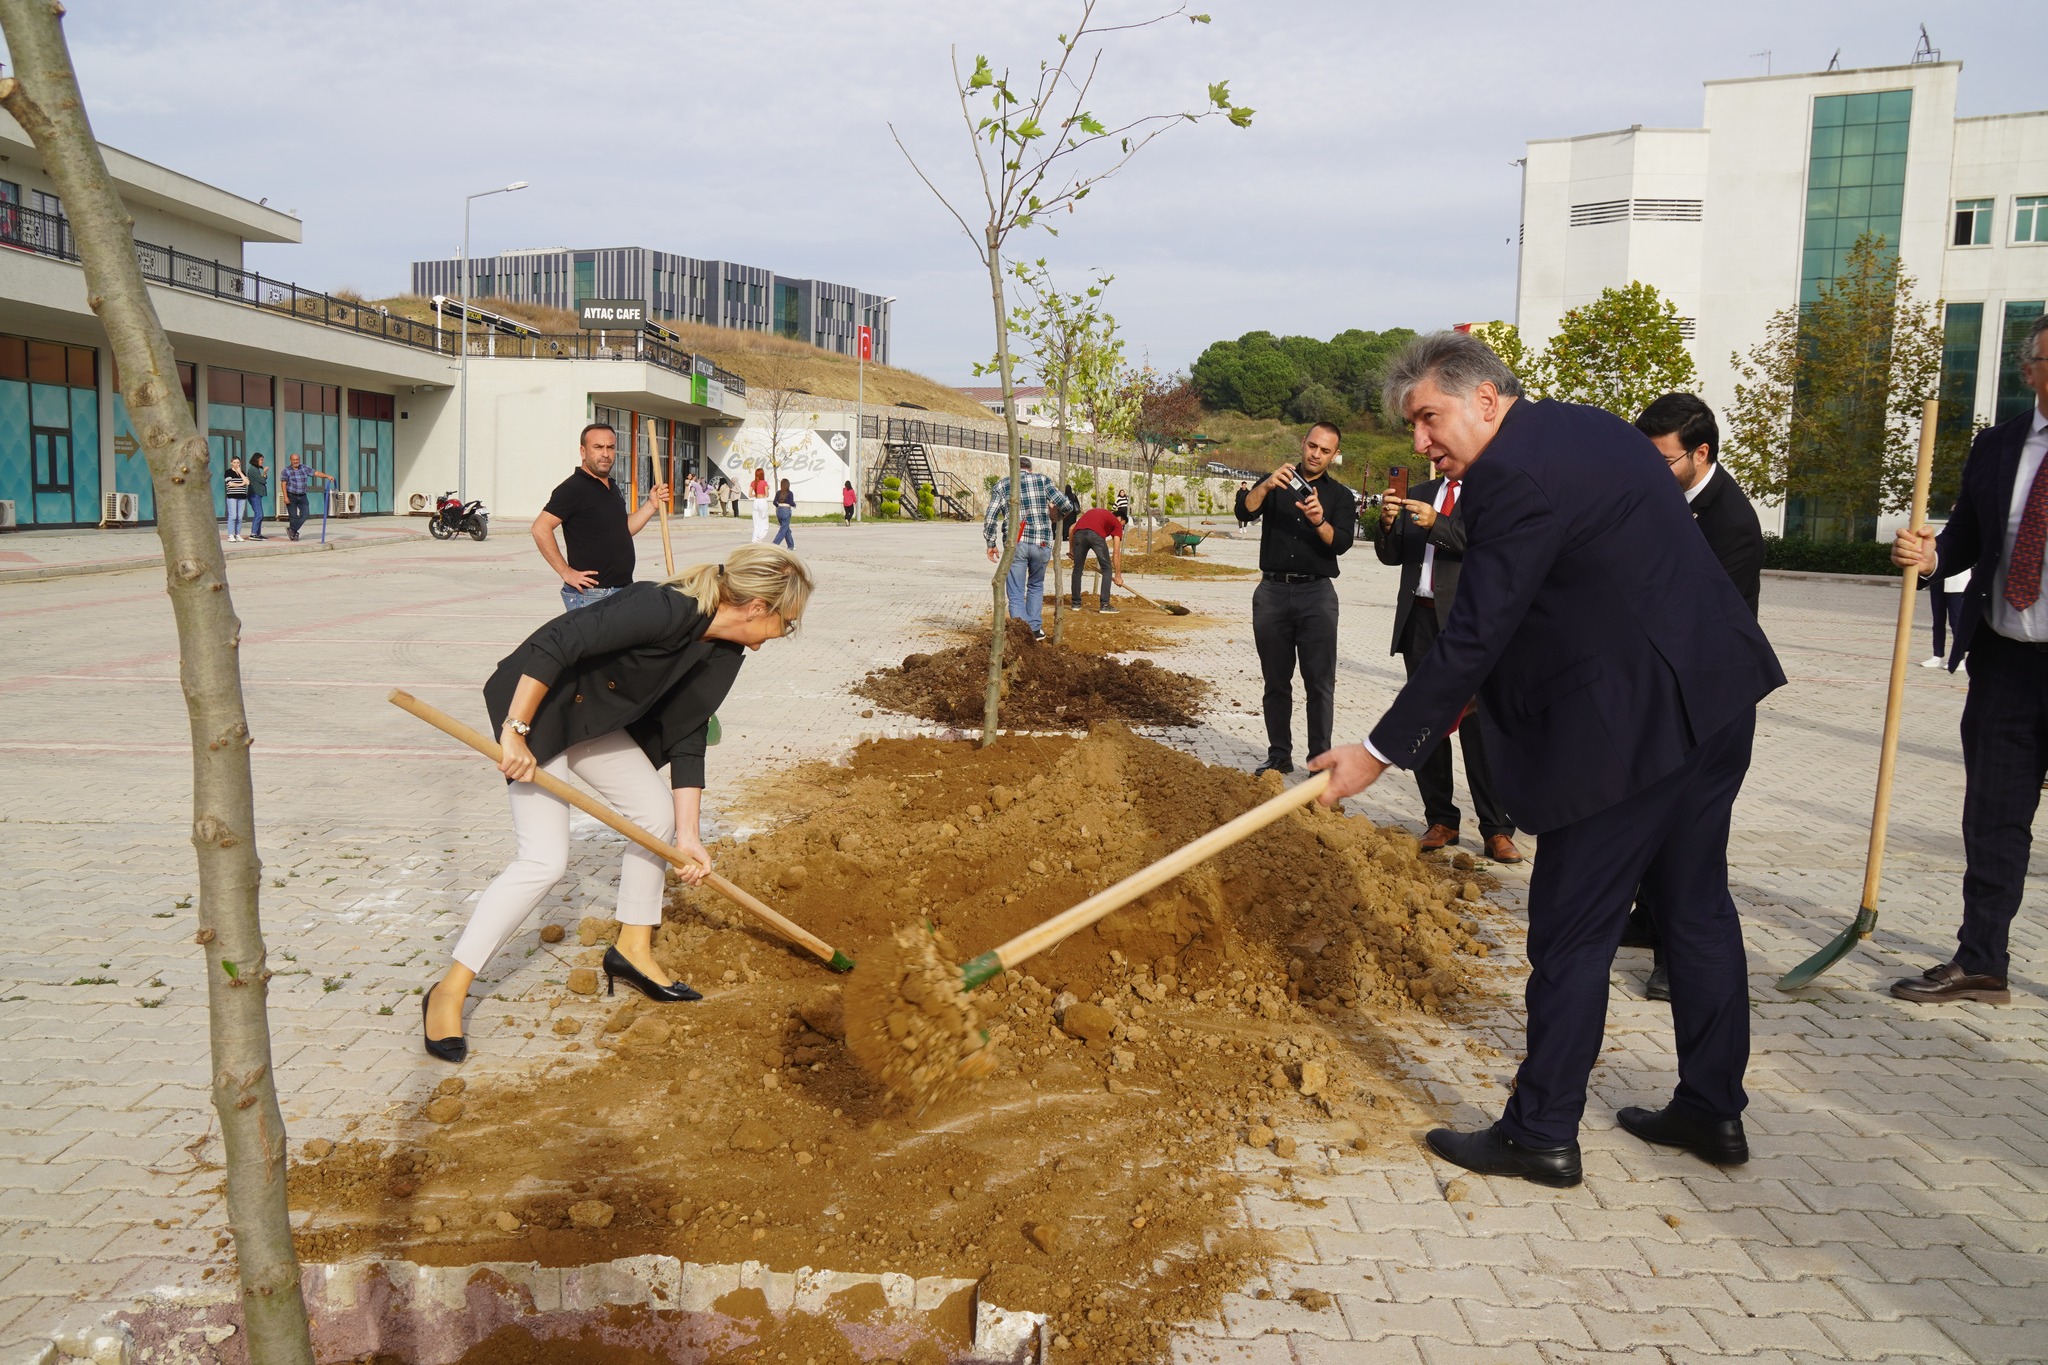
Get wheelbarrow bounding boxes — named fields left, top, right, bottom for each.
left=1170, top=531, right=1205, bottom=556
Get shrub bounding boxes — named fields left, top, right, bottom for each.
left=1760, top=534, right=1897, bottom=576
left=1164, top=492, right=1185, bottom=515
left=879, top=475, right=903, bottom=519
left=917, top=484, right=936, bottom=518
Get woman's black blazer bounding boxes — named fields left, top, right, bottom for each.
left=483, top=582, right=744, bottom=789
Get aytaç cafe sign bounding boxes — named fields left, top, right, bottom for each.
left=578, top=299, right=646, bottom=328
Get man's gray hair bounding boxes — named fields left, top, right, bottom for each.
left=1381, top=330, right=1525, bottom=417
left=2029, top=312, right=2048, bottom=356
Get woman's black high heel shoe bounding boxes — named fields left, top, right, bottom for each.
left=421, top=984, right=467, bottom=1063
left=603, top=946, right=702, bottom=1003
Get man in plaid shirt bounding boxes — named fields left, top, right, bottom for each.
left=983, top=457, right=1077, bottom=640
left=279, top=452, right=336, bottom=541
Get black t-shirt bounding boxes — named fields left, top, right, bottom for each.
left=1236, top=469, right=1358, bottom=577
left=544, top=468, right=635, bottom=588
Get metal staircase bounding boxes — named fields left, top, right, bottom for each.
left=874, top=422, right=974, bottom=521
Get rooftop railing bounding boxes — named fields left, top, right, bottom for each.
left=0, top=202, right=746, bottom=398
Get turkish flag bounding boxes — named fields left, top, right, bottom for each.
left=857, top=325, right=873, bottom=361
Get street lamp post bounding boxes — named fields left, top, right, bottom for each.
left=458, top=180, right=529, bottom=503
left=852, top=294, right=895, bottom=523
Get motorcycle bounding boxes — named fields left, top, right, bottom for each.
left=429, top=491, right=489, bottom=541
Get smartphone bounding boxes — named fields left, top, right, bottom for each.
left=1386, top=465, right=1408, bottom=504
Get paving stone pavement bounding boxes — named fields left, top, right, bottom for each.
left=0, top=516, right=2042, bottom=1362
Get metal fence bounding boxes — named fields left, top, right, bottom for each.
left=0, top=202, right=746, bottom=396
left=860, top=414, right=1151, bottom=474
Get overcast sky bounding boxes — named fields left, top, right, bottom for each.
left=10, top=2, right=2033, bottom=383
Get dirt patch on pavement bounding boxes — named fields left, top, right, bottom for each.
left=856, top=619, right=1207, bottom=729
left=1118, top=550, right=1257, bottom=578
left=288, top=727, right=1501, bottom=1364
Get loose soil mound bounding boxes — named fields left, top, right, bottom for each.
left=289, top=728, right=1500, bottom=1364
left=856, top=619, right=1206, bottom=729
left=1118, top=550, right=1257, bottom=578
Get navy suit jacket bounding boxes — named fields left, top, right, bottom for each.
left=1367, top=399, right=1785, bottom=834
left=1931, top=407, right=2038, bottom=670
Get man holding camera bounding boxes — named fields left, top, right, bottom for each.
left=1377, top=468, right=1520, bottom=863
left=1236, top=422, right=1357, bottom=777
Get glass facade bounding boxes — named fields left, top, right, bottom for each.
left=1934, top=303, right=1985, bottom=511
left=348, top=391, right=396, bottom=514
left=1996, top=302, right=2045, bottom=425
left=1801, top=89, right=1912, bottom=305
left=206, top=368, right=274, bottom=519
left=0, top=333, right=99, bottom=527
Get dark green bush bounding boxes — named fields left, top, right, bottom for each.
left=1761, top=535, right=1898, bottom=576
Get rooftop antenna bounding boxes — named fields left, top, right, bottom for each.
left=1911, top=24, right=1939, bottom=63
left=1751, top=49, right=1772, bottom=76
left=1826, top=49, right=1841, bottom=71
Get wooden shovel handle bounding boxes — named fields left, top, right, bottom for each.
left=969, top=771, right=1332, bottom=984
left=1857, top=399, right=1939, bottom=924
left=651, top=424, right=676, bottom=577
left=388, top=689, right=851, bottom=971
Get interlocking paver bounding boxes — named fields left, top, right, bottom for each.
left=1, top=529, right=2043, bottom=1360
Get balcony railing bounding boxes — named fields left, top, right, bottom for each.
left=862, top=413, right=1147, bottom=473
left=0, top=202, right=746, bottom=398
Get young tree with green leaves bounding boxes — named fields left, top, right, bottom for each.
left=1724, top=233, right=1944, bottom=533
left=892, top=0, right=1251, bottom=743
left=1534, top=281, right=1697, bottom=417
left=1129, top=370, right=1204, bottom=552
left=0, top=4, right=314, bottom=1359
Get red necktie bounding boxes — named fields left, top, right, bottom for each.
left=1440, top=480, right=1460, bottom=518
left=2009, top=453, right=2048, bottom=612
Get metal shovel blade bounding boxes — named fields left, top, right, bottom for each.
left=1775, top=906, right=1878, bottom=990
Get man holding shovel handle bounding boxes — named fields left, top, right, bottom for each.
left=1884, top=313, right=2048, bottom=1008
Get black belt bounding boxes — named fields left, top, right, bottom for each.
left=1262, top=571, right=1326, bottom=584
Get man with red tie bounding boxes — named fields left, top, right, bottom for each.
left=1890, top=313, right=2048, bottom=1005
left=1376, top=468, right=1519, bottom=863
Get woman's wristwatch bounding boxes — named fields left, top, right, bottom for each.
left=504, top=718, right=532, bottom=737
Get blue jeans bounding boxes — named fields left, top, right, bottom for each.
left=561, top=584, right=623, bottom=611
left=1006, top=540, right=1052, bottom=631
left=226, top=498, right=249, bottom=537
left=773, top=506, right=795, bottom=547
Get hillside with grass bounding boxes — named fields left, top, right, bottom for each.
left=366, top=294, right=988, bottom=420
left=1189, top=325, right=1422, bottom=489
left=1199, top=411, right=1414, bottom=487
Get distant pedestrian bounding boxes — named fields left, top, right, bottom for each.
left=1236, top=481, right=1252, bottom=529
left=681, top=474, right=699, bottom=518
left=224, top=456, right=251, bottom=542
left=1059, top=483, right=1080, bottom=556
left=1113, top=488, right=1131, bottom=524
left=984, top=456, right=1078, bottom=640
left=774, top=478, right=797, bottom=547
left=246, top=454, right=271, bottom=540
left=531, top=422, right=669, bottom=611
left=842, top=480, right=857, bottom=524
left=750, top=468, right=772, bottom=543
left=694, top=475, right=712, bottom=519
left=716, top=478, right=735, bottom=518
left=280, top=453, right=335, bottom=541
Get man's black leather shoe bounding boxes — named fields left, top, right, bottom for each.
left=1423, top=1124, right=1582, bottom=1187
left=1642, top=962, right=1671, bottom=1001
left=1253, top=760, right=1294, bottom=777
left=1889, top=962, right=2010, bottom=1005
left=1617, top=1104, right=1748, bottom=1165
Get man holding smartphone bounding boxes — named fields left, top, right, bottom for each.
left=1376, top=464, right=1521, bottom=863
left=1236, top=422, right=1358, bottom=776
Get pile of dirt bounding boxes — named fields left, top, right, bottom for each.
left=1118, top=549, right=1256, bottom=577
left=289, top=727, right=1502, bottom=1364
left=856, top=619, right=1207, bottom=729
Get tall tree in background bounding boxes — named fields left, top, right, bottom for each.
left=1724, top=233, right=1944, bottom=531
left=1466, top=320, right=1535, bottom=390
left=1003, top=261, right=1115, bottom=642
left=0, top=4, right=314, bottom=1360
left=1129, top=370, right=1203, bottom=552
left=1076, top=324, right=1137, bottom=516
left=891, top=0, right=1252, bottom=743
left=1534, top=281, right=1697, bottom=417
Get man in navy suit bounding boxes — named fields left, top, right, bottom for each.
left=1310, top=333, right=1785, bottom=1186
left=1889, top=313, right=2048, bottom=1006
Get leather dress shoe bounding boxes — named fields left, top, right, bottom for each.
left=1484, top=833, right=1523, bottom=864
left=1253, top=759, right=1295, bottom=777
left=1890, top=962, right=2009, bottom=1005
left=1419, top=823, right=1460, bottom=854
left=1617, top=1103, right=1749, bottom=1165
left=1424, top=1124, right=1582, bottom=1187
left=1642, top=962, right=1671, bottom=1001
left=421, top=984, right=467, bottom=1064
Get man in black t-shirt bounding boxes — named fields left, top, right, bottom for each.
left=531, top=422, right=670, bottom=610
left=1235, top=422, right=1358, bottom=776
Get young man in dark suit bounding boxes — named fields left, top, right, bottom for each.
left=1312, top=333, right=1785, bottom=1186
left=1621, top=394, right=1766, bottom=999
left=1890, top=313, right=2048, bottom=1006
left=1374, top=467, right=1520, bottom=862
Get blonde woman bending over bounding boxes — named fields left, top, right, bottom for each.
left=422, top=543, right=813, bottom=1061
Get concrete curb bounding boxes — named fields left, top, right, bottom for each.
left=1761, top=567, right=1906, bottom=587
left=0, top=529, right=419, bottom=585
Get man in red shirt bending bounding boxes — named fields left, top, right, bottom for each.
left=1069, top=505, right=1128, bottom=613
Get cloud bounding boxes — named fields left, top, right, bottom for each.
left=10, top=1, right=2028, bottom=383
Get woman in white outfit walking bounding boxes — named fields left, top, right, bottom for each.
left=421, top=543, right=813, bottom=1060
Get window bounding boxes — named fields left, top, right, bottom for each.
left=1953, top=199, right=1993, bottom=246
left=32, top=425, right=71, bottom=494
left=1801, top=89, right=1913, bottom=304
left=724, top=279, right=740, bottom=304
left=1996, top=302, right=2045, bottom=424
left=747, top=283, right=764, bottom=307
left=2017, top=196, right=2048, bottom=245
left=1935, top=302, right=1985, bottom=507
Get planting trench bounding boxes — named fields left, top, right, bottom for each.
left=281, top=727, right=1507, bottom=1363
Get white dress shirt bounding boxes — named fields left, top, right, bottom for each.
left=1988, top=405, right=2048, bottom=643
left=1683, top=460, right=1717, bottom=506
left=1416, top=479, right=1460, bottom=598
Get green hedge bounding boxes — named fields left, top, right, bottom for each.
left=1761, top=535, right=1898, bottom=576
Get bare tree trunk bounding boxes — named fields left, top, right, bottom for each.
left=982, top=229, right=1023, bottom=746
left=1050, top=372, right=1071, bottom=647
left=0, top=7, right=314, bottom=1361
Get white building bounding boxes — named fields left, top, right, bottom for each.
left=1517, top=57, right=2048, bottom=538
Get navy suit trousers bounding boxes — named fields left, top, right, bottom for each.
left=1500, top=709, right=1756, bottom=1148
left=1957, top=629, right=2048, bottom=979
